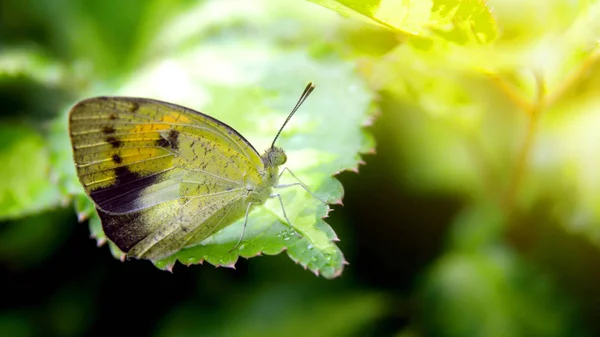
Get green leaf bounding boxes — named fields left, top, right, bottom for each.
left=309, top=0, right=433, bottom=35
left=0, top=123, right=63, bottom=220
left=56, top=0, right=374, bottom=278
left=0, top=48, right=67, bottom=86
left=420, top=245, right=585, bottom=336
left=428, top=0, right=498, bottom=44
left=309, top=0, right=497, bottom=43
left=420, top=204, right=585, bottom=336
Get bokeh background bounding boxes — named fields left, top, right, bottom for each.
left=2, top=0, right=600, bottom=336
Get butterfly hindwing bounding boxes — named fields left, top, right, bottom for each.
left=69, top=97, right=265, bottom=259
left=98, top=187, right=246, bottom=259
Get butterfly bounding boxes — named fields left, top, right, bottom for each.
left=69, top=83, right=316, bottom=261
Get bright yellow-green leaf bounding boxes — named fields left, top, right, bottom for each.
left=310, top=0, right=497, bottom=43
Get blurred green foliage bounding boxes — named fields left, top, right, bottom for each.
left=2, top=0, right=600, bottom=336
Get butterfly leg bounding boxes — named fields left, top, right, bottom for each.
left=275, top=167, right=327, bottom=204
left=229, top=201, right=255, bottom=253
left=270, top=193, right=303, bottom=239
left=269, top=193, right=293, bottom=227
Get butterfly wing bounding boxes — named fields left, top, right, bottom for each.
left=69, top=97, right=265, bottom=260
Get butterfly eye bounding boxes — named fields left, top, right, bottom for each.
left=268, top=147, right=287, bottom=166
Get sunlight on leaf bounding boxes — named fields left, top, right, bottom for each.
left=310, top=0, right=497, bottom=43
left=0, top=48, right=66, bottom=86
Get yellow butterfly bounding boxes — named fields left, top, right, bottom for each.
left=69, top=83, right=315, bottom=261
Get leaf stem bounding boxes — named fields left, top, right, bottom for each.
left=503, top=71, right=545, bottom=212
left=485, top=71, right=533, bottom=113
left=545, top=47, right=600, bottom=106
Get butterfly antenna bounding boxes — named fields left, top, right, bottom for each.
left=271, top=82, right=315, bottom=148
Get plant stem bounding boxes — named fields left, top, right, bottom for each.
left=503, top=71, right=545, bottom=212
left=545, top=48, right=600, bottom=107
left=486, top=71, right=533, bottom=113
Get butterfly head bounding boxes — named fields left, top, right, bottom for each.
left=263, top=146, right=287, bottom=168
left=263, top=82, right=314, bottom=169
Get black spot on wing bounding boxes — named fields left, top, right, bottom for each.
left=156, top=138, right=169, bottom=148
left=168, top=130, right=179, bottom=144
left=156, top=129, right=180, bottom=150
left=129, top=101, right=140, bottom=113
left=106, top=136, right=122, bottom=148
left=102, top=126, right=116, bottom=134
left=99, top=209, right=147, bottom=253
left=95, top=164, right=166, bottom=254
left=112, top=154, right=122, bottom=163
left=109, top=114, right=117, bottom=120
left=90, top=166, right=159, bottom=212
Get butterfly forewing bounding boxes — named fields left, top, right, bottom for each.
left=69, top=97, right=265, bottom=259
